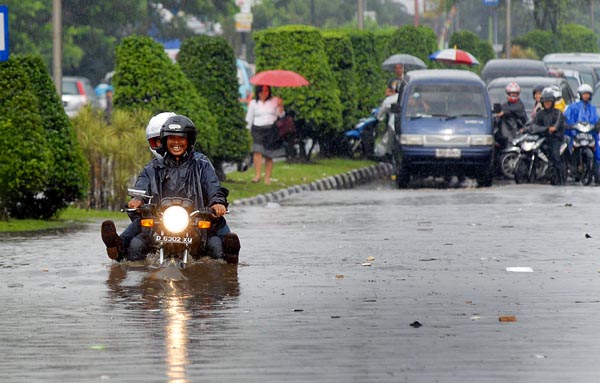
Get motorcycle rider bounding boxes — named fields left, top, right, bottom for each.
left=101, top=114, right=241, bottom=263
left=495, top=82, right=528, bottom=148
left=563, top=83, right=600, bottom=181
left=530, top=88, right=566, bottom=185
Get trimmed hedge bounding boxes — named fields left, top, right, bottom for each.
left=0, top=55, right=88, bottom=219
left=388, top=25, right=439, bottom=69
left=322, top=31, right=359, bottom=130
left=513, top=29, right=560, bottom=59
left=558, top=24, right=598, bottom=53
left=113, top=35, right=218, bottom=157
left=346, top=30, right=384, bottom=116
left=254, top=25, right=343, bottom=154
left=177, top=35, right=251, bottom=177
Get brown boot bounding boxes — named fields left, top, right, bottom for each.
left=223, top=232, right=241, bottom=265
left=101, top=220, right=123, bottom=261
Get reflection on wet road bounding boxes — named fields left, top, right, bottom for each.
left=2, top=182, right=600, bottom=381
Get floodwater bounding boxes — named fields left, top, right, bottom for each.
left=2, top=181, right=600, bottom=382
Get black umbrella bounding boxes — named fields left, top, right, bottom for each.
left=382, top=54, right=427, bottom=72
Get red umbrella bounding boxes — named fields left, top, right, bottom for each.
left=429, top=48, right=480, bottom=66
left=250, top=69, right=310, bottom=87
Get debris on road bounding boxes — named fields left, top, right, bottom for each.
left=361, top=262, right=372, bottom=267
left=499, top=316, right=517, bottom=322
left=410, top=321, right=423, bottom=328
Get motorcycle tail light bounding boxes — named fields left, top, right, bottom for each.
left=141, top=218, right=154, bottom=227
left=197, top=220, right=211, bottom=229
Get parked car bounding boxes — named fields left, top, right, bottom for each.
left=394, top=69, right=495, bottom=188
left=487, top=76, right=575, bottom=117
left=237, top=58, right=254, bottom=110
left=480, top=59, right=548, bottom=85
left=62, top=76, right=101, bottom=117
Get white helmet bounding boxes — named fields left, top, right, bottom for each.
left=577, top=83, right=593, bottom=100
left=146, top=112, right=176, bottom=158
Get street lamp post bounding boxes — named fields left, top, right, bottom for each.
left=357, top=0, right=364, bottom=30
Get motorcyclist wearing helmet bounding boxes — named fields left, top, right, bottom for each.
left=101, top=115, right=241, bottom=263
left=495, top=81, right=528, bottom=147
left=563, top=83, right=600, bottom=179
left=530, top=88, right=566, bottom=185
left=146, top=112, right=176, bottom=159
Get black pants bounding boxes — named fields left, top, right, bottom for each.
left=547, top=139, right=566, bottom=185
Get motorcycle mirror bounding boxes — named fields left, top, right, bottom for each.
left=127, top=188, right=150, bottom=199
left=492, top=103, right=502, bottom=114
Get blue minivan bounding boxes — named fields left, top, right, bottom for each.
left=394, top=70, right=494, bottom=188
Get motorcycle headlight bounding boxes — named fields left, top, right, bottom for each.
left=521, top=141, right=535, bottom=151
left=162, top=205, right=190, bottom=234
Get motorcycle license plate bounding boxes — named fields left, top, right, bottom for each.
left=435, top=148, right=461, bottom=158
left=155, top=235, right=192, bottom=244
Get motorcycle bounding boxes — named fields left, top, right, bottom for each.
left=342, top=108, right=379, bottom=159
left=123, top=189, right=216, bottom=268
left=566, top=122, right=595, bottom=185
left=493, top=104, right=526, bottom=179
left=513, top=133, right=567, bottom=184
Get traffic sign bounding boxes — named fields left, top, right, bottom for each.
left=235, top=12, right=253, bottom=32
left=483, top=0, right=499, bottom=5
left=0, top=5, right=8, bottom=62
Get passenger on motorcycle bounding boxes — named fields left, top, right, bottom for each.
left=530, top=88, right=567, bottom=185
left=495, top=82, right=528, bottom=147
left=101, top=115, right=241, bottom=263
left=531, top=85, right=545, bottom=121
left=563, top=84, right=600, bottom=173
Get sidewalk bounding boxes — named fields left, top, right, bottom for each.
left=232, top=162, right=394, bottom=206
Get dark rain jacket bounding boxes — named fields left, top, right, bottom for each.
left=501, top=100, right=528, bottom=128
left=133, top=150, right=228, bottom=233
left=531, top=107, right=565, bottom=141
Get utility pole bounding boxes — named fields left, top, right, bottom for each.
left=357, top=0, right=364, bottom=30
left=414, top=0, right=419, bottom=26
left=505, top=0, right=511, bottom=58
left=591, top=0, right=595, bottom=32
left=52, top=0, right=62, bottom=95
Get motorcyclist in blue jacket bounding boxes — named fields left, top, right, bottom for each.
left=563, top=84, right=600, bottom=180
left=101, top=114, right=240, bottom=263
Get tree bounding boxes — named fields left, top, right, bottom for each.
left=533, top=0, right=568, bottom=33
left=113, top=35, right=218, bottom=157
left=177, top=35, right=251, bottom=180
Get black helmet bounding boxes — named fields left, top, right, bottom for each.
left=160, top=115, right=197, bottom=153
left=540, top=87, right=556, bottom=105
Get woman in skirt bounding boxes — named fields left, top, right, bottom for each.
left=245, top=85, right=285, bottom=185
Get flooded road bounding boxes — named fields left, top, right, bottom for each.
left=2, top=181, right=600, bottom=382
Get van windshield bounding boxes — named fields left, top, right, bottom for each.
left=406, top=84, right=489, bottom=118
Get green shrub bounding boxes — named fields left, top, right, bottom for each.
left=254, top=25, right=343, bottom=157
left=558, top=24, right=598, bottom=53
left=388, top=25, right=439, bottom=69
left=513, top=29, right=559, bottom=59
left=346, top=30, right=384, bottom=116
left=113, top=35, right=218, bottom=157
left=0, top=57, right=53, bottom=219
left=72, top=107, right=152, bottom=210
left=322, top=31, right=359, bottom=130
left=177, top=35, right=251, bottom=178
left=0, top=55, right=88, bottom=219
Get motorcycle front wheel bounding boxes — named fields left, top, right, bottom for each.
left=499, top=151, right=519, bottom=179
left=513, top=157, right=530, bottom=184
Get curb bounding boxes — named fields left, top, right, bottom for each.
left=232, top=162, right=394, bottom=207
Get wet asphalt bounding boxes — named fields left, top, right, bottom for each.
left=1, top=179, right=600, bottom=382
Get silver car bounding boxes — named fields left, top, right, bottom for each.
left=62, top=76, right=101, bottom=117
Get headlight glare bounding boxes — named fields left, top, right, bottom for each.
left=162, top=205, right=190, bottom=234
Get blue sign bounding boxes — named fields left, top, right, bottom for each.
left=0, top=5, right=8, bottom=62
left=483, top=0, right=499, bottom=5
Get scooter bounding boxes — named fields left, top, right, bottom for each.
left=342, top=108, right=379, bottom=159
left=513, top=133, right=567, bottom=184
left=122, top=189, right=217, bottom=269
left=566, top=122, right=595, bottom=185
